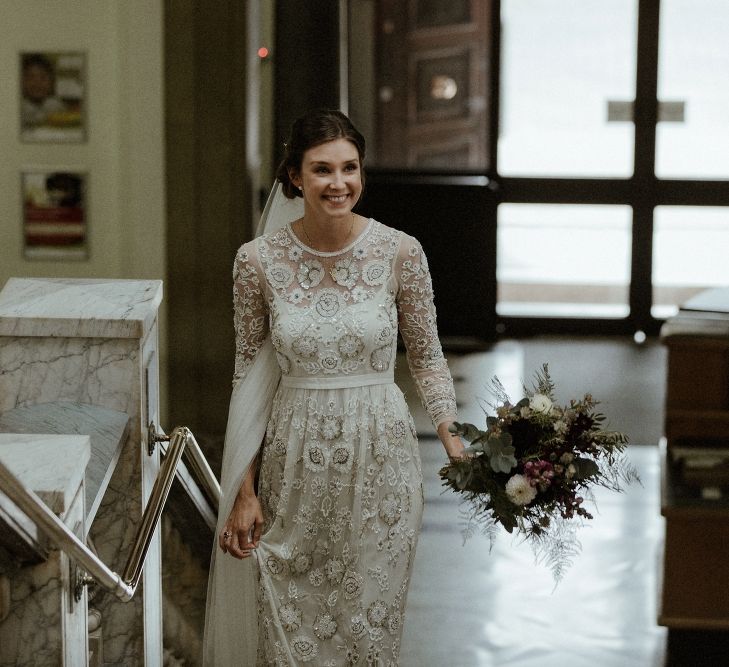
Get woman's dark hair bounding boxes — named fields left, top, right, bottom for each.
left=276, top=109, right=366, bottom=199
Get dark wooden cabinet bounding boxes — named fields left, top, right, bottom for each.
left=659, top=290, right=729, bottom=630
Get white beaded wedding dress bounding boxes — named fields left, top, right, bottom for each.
left=204, top=211, right=457, bottom=666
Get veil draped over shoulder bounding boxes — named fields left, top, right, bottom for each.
left=203, top=183, right=304, bottom=666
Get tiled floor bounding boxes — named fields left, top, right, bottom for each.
left=396, top=337, right=668, bottom=667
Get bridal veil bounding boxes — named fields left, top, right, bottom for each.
left=203, top=183, right=303, bottom=666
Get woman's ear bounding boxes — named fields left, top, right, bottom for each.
left=288, top=168, right=301, bottom=189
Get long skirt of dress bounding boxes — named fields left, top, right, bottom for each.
left=254, top=381, right=424, bottom=666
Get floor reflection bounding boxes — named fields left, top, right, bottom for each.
left=397, top=339, right=667, bottom=666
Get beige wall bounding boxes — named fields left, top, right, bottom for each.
left=0, top=0, right=167, bottom=416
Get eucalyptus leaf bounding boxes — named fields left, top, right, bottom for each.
left=572, top=457, right=600, bottom=480
left=490, top=446, right=517, bottom=473
left=451, top=421, right=483, bottom=443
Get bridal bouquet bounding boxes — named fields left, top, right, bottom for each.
left=439, top=365, right=639, bottom=581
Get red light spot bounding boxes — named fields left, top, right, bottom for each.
left=258, top=47, right=269, bottom=59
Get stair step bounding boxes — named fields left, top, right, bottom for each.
left=0, top=401, right=129, bottom=531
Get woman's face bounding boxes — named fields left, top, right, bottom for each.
left=292, top=138, right=363, bottom=220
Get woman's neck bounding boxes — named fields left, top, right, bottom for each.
left=298, top=212, right=363, bottom=252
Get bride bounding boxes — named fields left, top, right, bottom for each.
left=204, top=109, right=464, bottom=665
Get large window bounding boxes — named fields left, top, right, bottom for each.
left=652, top=207, right=729, bottom=318
left=497, top=204, right=632, bottom=317
left=499, top=0, right=638, bottom=177
left=656, top=0, right=729, bottom=179
left=345, top=1, right=729, bottom=337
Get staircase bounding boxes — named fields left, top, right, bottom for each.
left=0, top=278, right=217, bottom=666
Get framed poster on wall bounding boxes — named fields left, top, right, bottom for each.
left=21, top=170, right=88, bottom=260
left=19, top=51, right=86, bottom=143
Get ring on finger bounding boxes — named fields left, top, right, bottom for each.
left=223, top=530, right=232, bottom=539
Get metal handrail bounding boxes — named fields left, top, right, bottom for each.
left=0, top=426, right=220, bottom=602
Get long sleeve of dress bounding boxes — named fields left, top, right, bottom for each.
left=396, top=234, right=458, bottom=428
left=232, top=241, right=269, bottom=387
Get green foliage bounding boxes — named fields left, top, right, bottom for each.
left=440, top=363, right=637, bottom=583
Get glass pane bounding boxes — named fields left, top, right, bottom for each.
left=497, top=204, right=632, bottom=317
left=652, top=207, right=729, bottom=318
left=499, top=0, right=637, bottom=177
left=656, top=0, right=729, bottom=179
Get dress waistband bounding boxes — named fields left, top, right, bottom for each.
left=280, top=372, right=395, bottom=390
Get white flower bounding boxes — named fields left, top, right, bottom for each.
left=314, top=289, right=343, bottom=318
left=291, top=635, right=319, bottom=662
left=279, top=601, right=302, bottom=632
left=553, top=419, right=568, bottom=435
left=267, top=263, right=294, bottom=290
left=330, top=257, right=359, bottom=288
left=505, top=474, right=538, bottom=506
left=353, top=246, right=367, bottom=260
left=366, top=599, right=388, bottom=627
left=324, top=557, right=345, bottom=583
left=288, top=287, right=305, bottom=304
left=330, top=442, right=354, bottom=472
left=309, top=568, right=324, bottom=586
left=378, top=493, right=402, bottom=525
left=529, top=393, right=553, bottom=414
left=342, top=569, right=364, bottom=600
left=313, top=612, right=338, bottom=640
left=319, top=350, right=341, bottom=374
left=292, top=335, right=318, bottom=358
left=288, top=244, right=303, bottom=261
left=362, top=260, right=389, bottom=286
left=297, top=259, right=325, bottom=289
left=304, top=441, right=328, bottom=472
left=338, top=334, right=364, bottom=358
left=320, top=415, right=342, bottom=440
left=351, top=285, right=370, bottom=302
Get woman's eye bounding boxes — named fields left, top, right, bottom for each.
left=315, top=167, right=329, bottom=174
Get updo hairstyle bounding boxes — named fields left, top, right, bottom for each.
left=276, top=109, right=366, bottom=199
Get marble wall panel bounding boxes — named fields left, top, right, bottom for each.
left=0, top=337, right=138, bottom=415
left=0, top=333, right=162, bottom=666
left=0, top=475, right=87, bottom=666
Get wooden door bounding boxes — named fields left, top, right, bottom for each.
left=375, top=0, right=491, bottom=169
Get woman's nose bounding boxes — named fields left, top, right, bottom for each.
left=330, top=171, right=345, bottom=188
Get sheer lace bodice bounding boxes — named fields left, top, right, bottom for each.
left=232, top=219, right=457, bottom=427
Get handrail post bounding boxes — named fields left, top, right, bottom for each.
left=0, top=457, right=135, bottom=601
left=122, top=427, right=189, bottom=590
left=0, top=424, right=219, bottom=606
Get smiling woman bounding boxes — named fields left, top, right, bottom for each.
left=203, top=109, right=465, bottom=666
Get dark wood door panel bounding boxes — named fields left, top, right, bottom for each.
left=376, top=0, right=492, bottom=169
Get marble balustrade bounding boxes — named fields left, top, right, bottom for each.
left=0, top=434, right=90, bottom=667
left=0, top=278, right=163, bottom=667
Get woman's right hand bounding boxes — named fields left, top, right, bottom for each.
left=219, top=491, right=264, bottom=559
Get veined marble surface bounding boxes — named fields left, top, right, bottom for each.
left=0, top=402, right=130, bottom=527
left=0, top=433, right=89, bottom=516
left=0, top=277, right=163, bottom=665
left=0, top=278, right=162, bottom=339
left=0, top=442, right=88, bottom=667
